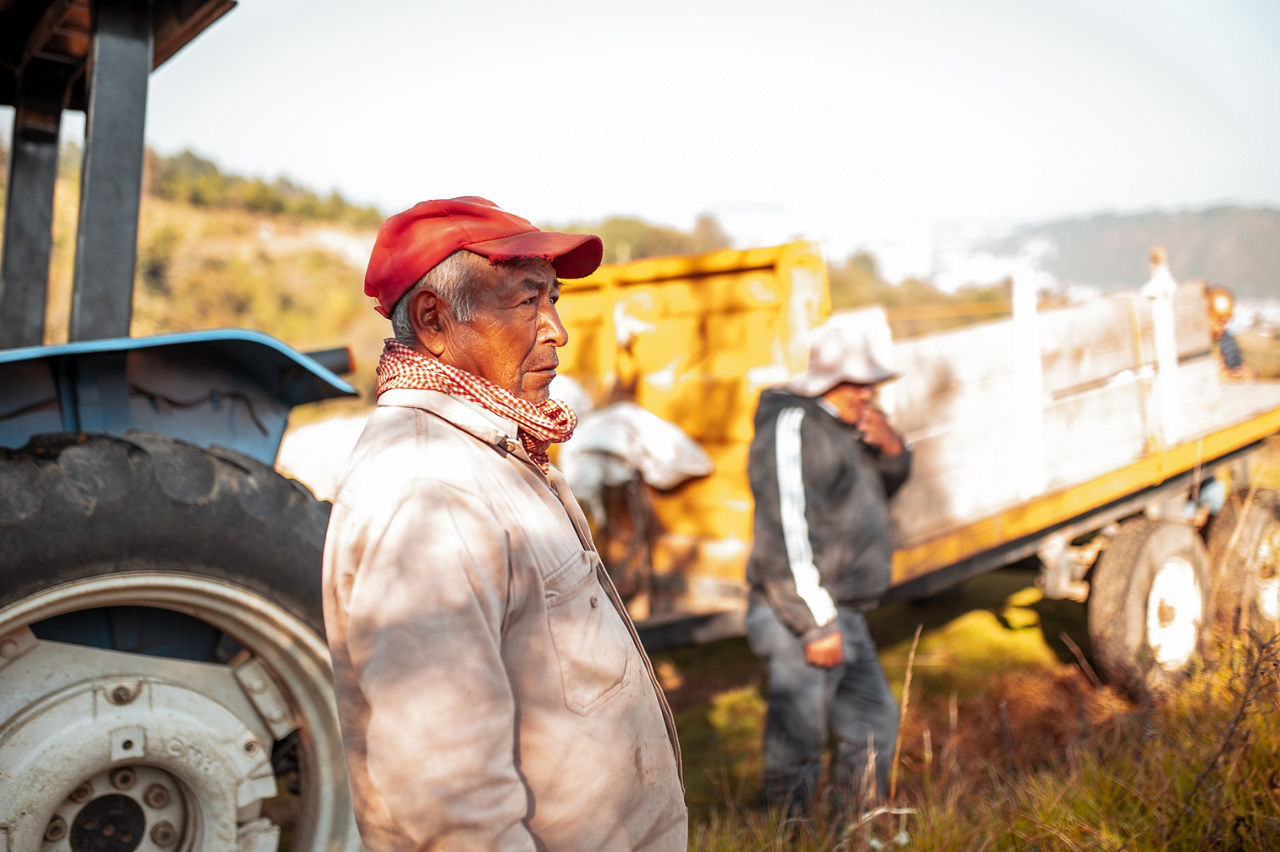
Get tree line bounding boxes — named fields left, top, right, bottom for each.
left=0, top=140, right=384, bottom=228
left=2, top=138, right=1013, bottom=337
left=141, top=148, right=384, bottom=227
left=828, top=250, right=1014, bottom=337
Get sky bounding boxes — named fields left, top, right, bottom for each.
left=20, top=0, right=1280, bottom=276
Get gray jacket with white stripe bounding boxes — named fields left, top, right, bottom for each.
left=745, top=388, right=912, bottom=642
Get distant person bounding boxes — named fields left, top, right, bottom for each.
left=322, top=197, right=687, bottom=850
left=744, top=314, right=911, bottom=819
left=1207, top=284, right=1257, bottom=382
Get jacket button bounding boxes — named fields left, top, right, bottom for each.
left=590, top=596, right=599, bottom=608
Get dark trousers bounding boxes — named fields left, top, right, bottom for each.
left=745, top=602, right=899, bottom=816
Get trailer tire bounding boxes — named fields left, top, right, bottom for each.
left=1087, top=518, right=1211, bottom=701
left=1206, top=488, right=1280, bottom=637
left=0, top=432, right=359, bottom=850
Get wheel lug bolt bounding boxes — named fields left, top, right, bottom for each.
left=69, top=781, right=93, bottom=803
left=110, top=767, right=136, bottom=790
left=143, top=783, right=170, bottom=808
left=44, top=815, right=67, bottom=842
left=151, top=820, right=178, bottom=846
left=111, top=685, right=134, bottom=703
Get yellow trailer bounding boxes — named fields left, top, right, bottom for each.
left=556, top=241, right=829, bottom=613
left=556, top=244, right=1280, bottom=700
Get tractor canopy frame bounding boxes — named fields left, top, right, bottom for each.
left=0, top=1, right=356, bottom=463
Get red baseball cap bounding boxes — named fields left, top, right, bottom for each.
left=364, top=196, right=604, bottom=317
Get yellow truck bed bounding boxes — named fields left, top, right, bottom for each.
left=556, top=244, right=1280, bottom=647
left=888, top=381, right=1280, bottom=600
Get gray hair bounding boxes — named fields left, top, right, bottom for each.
left=390, top=250, right=483, bottom=344
left=390, top=252, right=555, bottom=345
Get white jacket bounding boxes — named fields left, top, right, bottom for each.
left=322, top=389, right=687, bottom=850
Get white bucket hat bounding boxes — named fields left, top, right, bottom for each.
left=782, top=307, right=899, bottom=397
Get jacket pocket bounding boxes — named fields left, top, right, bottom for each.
left=545, top=550, right=630, bottom=715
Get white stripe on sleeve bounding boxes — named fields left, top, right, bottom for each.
left=775, top=407, right=838, bottom=627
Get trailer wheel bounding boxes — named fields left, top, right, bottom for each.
left=0, top=432, right=359, bottom=850
left=1207, top=489, right=1280, bottom=637
left=1087, top=518, right=1211, bottom=701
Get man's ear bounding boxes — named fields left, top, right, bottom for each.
left=408, top=288, right=449, bottom=356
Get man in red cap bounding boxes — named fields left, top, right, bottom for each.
left=322, top=198, right=687, bottom=850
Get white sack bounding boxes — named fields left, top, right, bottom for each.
left=559, top=402, right=714, bottom=519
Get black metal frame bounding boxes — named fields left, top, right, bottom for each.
left=0, top=0, right=235, bottom=348
left=68, top=0, right=151, bottom=341
left=0, top=58, right=72, bottom=347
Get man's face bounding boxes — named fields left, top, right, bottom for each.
left=440, top=258, right=567, bottom=404
left=822, top=382, right=876, bottom=425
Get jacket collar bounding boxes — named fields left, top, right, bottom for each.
left=377, top=388, right=526, bottom=457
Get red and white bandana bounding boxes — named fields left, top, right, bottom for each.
left=375, top=339, right=576, bottom=473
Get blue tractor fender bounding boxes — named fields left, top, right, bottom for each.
left=0, top=329, right=358, bottom=467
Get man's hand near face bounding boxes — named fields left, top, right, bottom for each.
left=805, top=631, right=843, bottom=667
left=856, top=407, right=904, bottom=456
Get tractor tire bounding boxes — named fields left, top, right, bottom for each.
left=1206, top=488, right=1280, bottom=638
left=0, top=431, right=359, bottom=850
left=1087, top=518, right=1211, bottom=702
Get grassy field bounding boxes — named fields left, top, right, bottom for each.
left=656, top=438, right=1280, bottom=850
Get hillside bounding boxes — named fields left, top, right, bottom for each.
left=0, top=147, right=741, bottom=409
left=127, top=196, right=386, bottom=405
left=5, top=147, right=1276, bottom=400
left=0, top=150, right=387, bottom=408
left=986, top=206, right=1280, bottom=298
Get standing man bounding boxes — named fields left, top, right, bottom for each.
left=1206, top=284, right=1257, bottom=382
left=744, top=315, right=911, bottom=818
left=322, top=197, right=687, bottom=850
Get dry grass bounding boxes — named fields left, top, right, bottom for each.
left=663, top=433, right=1280, bottom=851
left=667, top=621, right=1280, bottom=851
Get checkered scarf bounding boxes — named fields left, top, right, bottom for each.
left=376, top=338, right=576, bottom=472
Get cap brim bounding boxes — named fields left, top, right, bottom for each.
left=782, top=367, right=901, bottom=397
left=853, top=366, right=901, bottom=385
left=466, top=231, right=604, bottom=279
